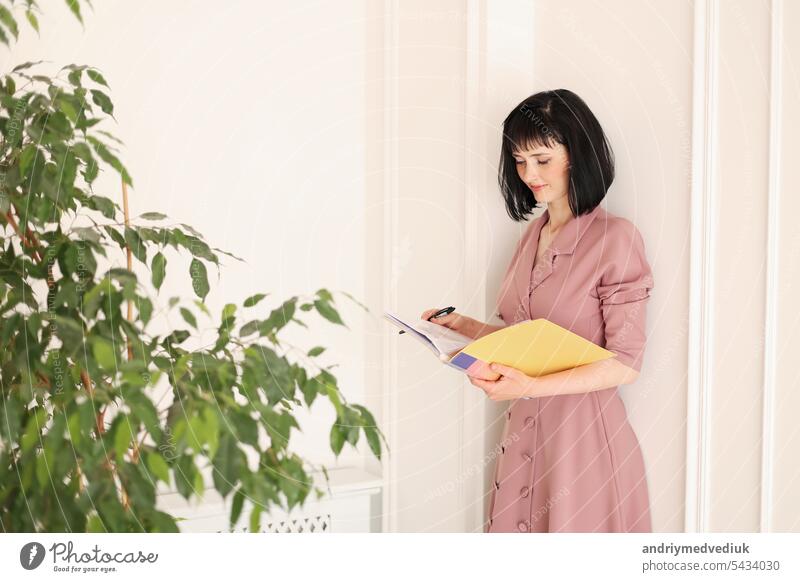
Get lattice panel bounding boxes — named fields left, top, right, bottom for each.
left=227, top=513, right=332, bottom=533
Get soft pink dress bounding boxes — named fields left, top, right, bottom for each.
left=486, top=204, right=654, bottom=533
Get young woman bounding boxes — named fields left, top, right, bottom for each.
left=421, top=89, right=654, bottom=533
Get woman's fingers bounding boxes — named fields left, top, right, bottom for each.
left=432, top=313, right=457, bottom=326
left=468, top=375, right=490, bottom=392
left=420, top=308, right=440, bottom=320
left=420, top=309, right=458, bottom=326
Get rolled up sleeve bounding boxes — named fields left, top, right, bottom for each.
left=595, top=222, right=654, bottom=373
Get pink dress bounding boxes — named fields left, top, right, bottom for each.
left=486, top=204, right=654, bottom=533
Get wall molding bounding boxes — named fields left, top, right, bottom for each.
left=381, top=0, right=400, bottom=533
left=685, top=0, right=719, bottom=533
left=759, top=0, right=783, bottom=534
left=462, top=0, right=488, bottom=532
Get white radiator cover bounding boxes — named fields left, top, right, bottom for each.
left=156, top=467, right=383, bottom=533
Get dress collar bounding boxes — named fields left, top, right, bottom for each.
left=536, top=203, right=605, bottom=256
left=513, top=203, right=606, bottom=317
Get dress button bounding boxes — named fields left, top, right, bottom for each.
left=522, top=453, right=532, bottom=462
left=506, top=409, right=512, bottom=420
left=520, top=486, right=530, bottom=498
left=524, top=416, right=536, bottom=430
left=494, top=480, right=500, bottom=491
left=501, top=445, right=505, bottom=454
left=517, top=521, right=528, bottom=532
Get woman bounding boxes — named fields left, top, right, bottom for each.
left=421, top=89, right=654, bottom=533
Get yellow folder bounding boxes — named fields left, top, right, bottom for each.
left=449, top=318, right=615, bottom=378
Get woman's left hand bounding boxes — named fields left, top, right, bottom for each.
left=468, top=363, right=537, bottom=401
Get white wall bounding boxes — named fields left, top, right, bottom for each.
left=5, top=0, right=375, bottom=471
left=377, top=0, right=800, bottom=533
left=686, top=0, right=800, bottom=533
left=7, top=0, right=798, bottom=532
left=530, top=0, right=693, bottom=533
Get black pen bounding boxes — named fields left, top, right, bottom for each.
left=399, top=306, right=456, bottom=334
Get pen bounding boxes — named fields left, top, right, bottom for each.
left=399, top=306, right=456, bottom=334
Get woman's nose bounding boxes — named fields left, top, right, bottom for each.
left=521, top=164, right=540, bottom=184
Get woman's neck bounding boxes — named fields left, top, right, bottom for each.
left=545, top=198, right=574, bottom=232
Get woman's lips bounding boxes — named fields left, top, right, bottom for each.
left=531, top=184, right=547, bottom=191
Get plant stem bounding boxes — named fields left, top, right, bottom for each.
left=4, top=209, right=42, bottom=263
left=79, top=369, right=104, bottom=435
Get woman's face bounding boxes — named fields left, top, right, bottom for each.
left=512, top=141, right=571, bottom=205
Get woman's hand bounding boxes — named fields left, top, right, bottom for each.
left=468, top=363, right=537, bottom=401
left=420, top=308, right=483, bottom=339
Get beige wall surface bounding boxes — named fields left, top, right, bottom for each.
left=6, top=0, right=797, bottom=532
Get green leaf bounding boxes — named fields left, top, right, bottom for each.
left=54, top=316, right=84, bottom=356
left=12, top=60, right=44, bottom=72
left=174, top=455, right=199, bottom=500
left=19, top=144, right=39, bottom=178
left=353, top=404, right=382, bottom=460
left=36, top=449, right=54, bottom=490
left=225, top=410, right=259, bottom=447
left=194, top=299, right=210, bottom=316
left=330, top=421, right=346, bottom=456
left=21, top=407, right=47, bottom=453
left=25, top=11, right=39, bottom=33
left=316, top=288, right=334, bottom=302
left=97, top=130, right=124, bottom=145
left=113, top=415, right=136, bottom=460
left=201, top=407, right=220, bottom=458
left=87, top=136, right=132, bottom=185
left=300, top=375, right=318, bottom=407
left=138, top=296, right=153, bottom=325
left=92, top=338, right=116, bottom=369
left=151, top=252, right=166, bottom=290
left=124, top=227, right=147, bottom=263
left=190, top=259, right=209, bottom=300
left=213, top=433, right=246, bottom=498
left=344, top=413, right=360, bottom=446
left=179, top=307, right=197, bottom=329
left=221, top=303, right=236, bottom=323
left=239, top=320, right=259, bottom=337
left=146, top=452, right=170, bottom=485
left=230, top=487, right=245, bottom=529
left=307, top=346, right=325, bottom=357
left=243, top=293, right=268, bottom=308
left=91, top=196, right=117, bottom=219
left=258, top=298, right=297, bottom=336
left=56, top=94, right=80, bottom=122
left=67, top=68, right=82, bottom=87
left=140, top=211, right=167, bottom=221
left=340, top=292, right=369, bottom=312
left=126, top=390, right=163, bottom=443
left=86, top=515, right=105, bottom=532
left=90, top=89, right=114, bottom=115
left=0, top=397, right=23, bottom=442
left=0, top=5, right=19, bottom=40
left=313, top=298, right=347, bottom=327
left=73, top=226, right=101, bottom=243
left=246, top=346, right=292, bottom=405
left=86, top=68, right=109, bottom=87
left=64, top=0, right=83, bottom=24
left=249, top=504, right=262, bottom=533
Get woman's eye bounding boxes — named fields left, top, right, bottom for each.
left=537, top=159, right=551, bottom=165
left=514, top=159, right=524, bottom=165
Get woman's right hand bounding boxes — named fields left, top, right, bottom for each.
left=420, top=308, right=482, bottom=339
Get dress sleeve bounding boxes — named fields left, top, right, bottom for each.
left=595, top=222, right=654, bottom=373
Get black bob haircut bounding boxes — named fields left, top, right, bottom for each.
left=498, top=89, right=615, bottom=222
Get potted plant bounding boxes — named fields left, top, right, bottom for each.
left=0, top=0, right=384, bottom=532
